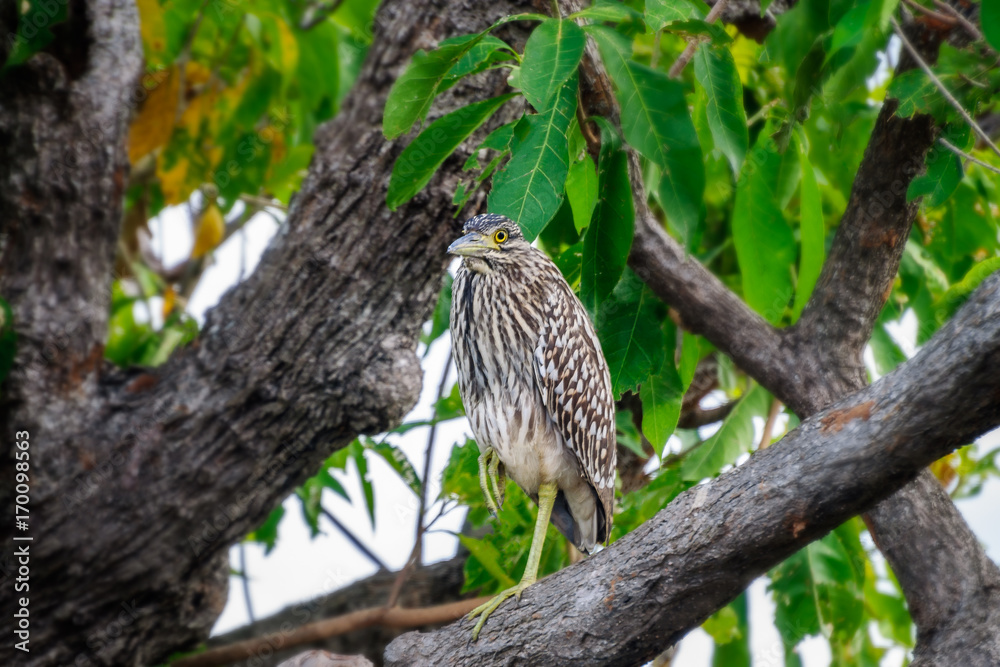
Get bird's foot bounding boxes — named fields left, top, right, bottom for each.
left=468, top=577, right=534, bottom=640
left=478, top=448, right=505, bottom=517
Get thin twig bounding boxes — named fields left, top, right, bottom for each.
left=668, top=0, right=732, bottom=79
left=170, top=596, right=491, bottom=667
left=931, top=0, right=984, bottom=41
left=900, top=0, right=957, bottom=26
left=415, top=350, right=453, bottom=563
left=239, top=193, right=288, bottom=211
left=299, top=0, right=347, bottom=30
left=891, top=17, right=1000, bottom=160
left=237, top=543, right=256, bottom=626
left=677, top=401, right=737, bottom=429
left=660, top=438, right=709, bottom=469
left=320, top=507, right=390, bottom=572
left=758, top=397, right=783, bottom=450
left=938, top=137, right=1000, bottom=175
left=386, top=351, right=454, bottom=608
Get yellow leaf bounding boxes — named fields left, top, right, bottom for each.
left=136, top=0, right=167, bottom=56
left=729, top=35, right=760, bottom=87
left=157, top=150, right=192, bottom=205
left=264, top=14, right=299, bottom=74
left=128, top=67, right=179, bottom=163
left=163, top=285, right=176, bottom=318
left=930, top=453, right=958, bottom=489
left=192, top=204, right=225, bottom=258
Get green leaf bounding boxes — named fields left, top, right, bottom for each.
left=907, top=125, right=971, bottom=206
left=387, top=93, right=516, bottom=209
left=939, top=256, right=1000, bottom=313
left=646, top=0, right=706, bottom=30
left=382, top=12, right=548, bottom=139
left=984, top=0, right=1000, bottom=51
left=792, top=136, right=825, bottom=321
left=458, top=534, right=517, bottom=589
left=570, top=2, right=643, bottom=23
left=679, top=331, right=701, bottom=388
left=440, top=438, right=483, bottom=506
left=596, top=269, right=666, bottom=398
left=489, top=74, right=578, bottom=241
left=709, top=594, right=750, bottom=667
left=297, top=468, right=349, bottom=536
left=769, top=524, right=866, bottom=647
left=445, top=35, right=516, bottom=82
left=733, top=128, right=796, bottom=323
left=366, top=441, right=422, bottom=497
left=640, top=345, right=685, bottom=458
left=581, top=118, right=634, bottom=315
left=592, top=27, right=704, bottom=247
left=565, top=154, right=599, bottom=233
left=826, top=3, right=867, bottom=62
left=693, top=44, right=749, bottom=174
left=435, top=382, right=466, bottom=420
left=349, top=440, right=376, bottom=528
left=383, top=34, right=486, bottom=139
left=421, top=273, right=453, bottom=354
left=887, top=69, right=945, bottom=119
left=3, top=0, right=70, bottom=70
left=680, top=383, right=770, bottom=481
left=247, top=504, right=285, bottom=554
left=519, top=19, right=586, bottom=111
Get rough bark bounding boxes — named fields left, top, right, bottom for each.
left=385, top=273, right=1000, bottom=666
left=0, top=0, right=532, bottom=664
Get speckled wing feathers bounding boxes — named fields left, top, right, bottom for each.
left=532, top=268, right=617, bottom=542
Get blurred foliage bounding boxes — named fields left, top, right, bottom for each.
left=3, top=0, right=380, bottom=369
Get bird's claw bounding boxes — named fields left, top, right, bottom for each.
left=468, top=579, right=534, bottom=641
left=478, top=448, right=505, bottom=517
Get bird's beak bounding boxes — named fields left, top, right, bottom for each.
left=447, top=231, right=497, bottom=257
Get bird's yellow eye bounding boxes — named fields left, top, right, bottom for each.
left=494, top=229, right=508, bottom=244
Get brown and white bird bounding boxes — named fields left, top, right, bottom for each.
left=448, top=213, right=617, bottom=639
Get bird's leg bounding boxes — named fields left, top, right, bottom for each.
left=478, top=448, right=501, bottom=517
left=468, top=481, right=557, bottom=640
left=488, top=452, right=505, bottom=512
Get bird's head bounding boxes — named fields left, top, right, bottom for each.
left=447, top=214, right=528, bottom=273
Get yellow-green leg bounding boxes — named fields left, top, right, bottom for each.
left=478, top=448, right=505, bottom=517
left=468, top=481, right=558, bottom=640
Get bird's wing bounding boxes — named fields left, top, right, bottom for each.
left=532, top=278, right=617, bottom=538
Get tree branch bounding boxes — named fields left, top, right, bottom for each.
left=175, top=597, right=489, bottom=667
left=385, top=273, right=1000, bottom=666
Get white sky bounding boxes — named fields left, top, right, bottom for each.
left=149, top=202, right=1000, bottom=666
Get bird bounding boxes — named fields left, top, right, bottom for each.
left=447, top=212, right=617, bottom=639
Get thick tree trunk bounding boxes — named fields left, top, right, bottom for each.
left=0, top=0, right=532, bottom=664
